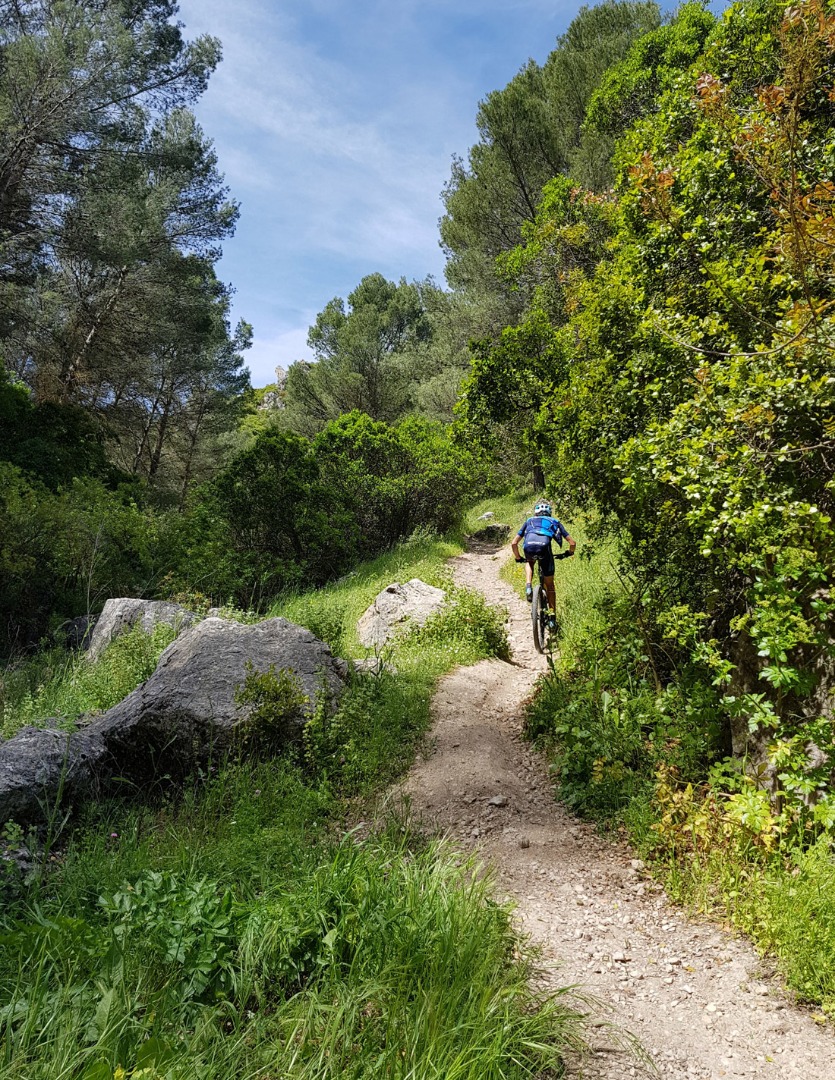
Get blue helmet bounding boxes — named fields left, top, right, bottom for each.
left=534, top=500, right=552, bottom=516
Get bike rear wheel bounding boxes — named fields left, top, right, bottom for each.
left=531, top=582, right=548, bottom=654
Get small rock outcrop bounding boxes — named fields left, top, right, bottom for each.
left=86, top=599, right=198, bottom=663
left=0, top=617, right=346, bottom=826
left=357, top=579, right=446, bottom=649
left=467, top=523, right=512, bottom=548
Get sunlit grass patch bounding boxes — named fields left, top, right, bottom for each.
left=1, top=623, right=178, bottom=739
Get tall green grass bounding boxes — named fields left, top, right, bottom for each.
left=1, top=623, right=178, bottom=739
left=0, top=814, right=587, bottom=1079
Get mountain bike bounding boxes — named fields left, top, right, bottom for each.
left=530, top=558, right=554, bottom=654
left=518, top=551, right=572, bottom=654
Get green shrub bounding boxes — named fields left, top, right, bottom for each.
left=233, top=663, right=310, bottom=757
left=0, top=466, right=163, bottom=653
left=411, top=586, right=510, bottom=661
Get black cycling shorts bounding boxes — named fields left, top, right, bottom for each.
left=525, top=546, right=554, bottom=577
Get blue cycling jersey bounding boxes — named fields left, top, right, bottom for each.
left=517, top=516, right=569, bottom=549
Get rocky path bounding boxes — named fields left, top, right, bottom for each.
left=400, top=546, right=835, bottom=1079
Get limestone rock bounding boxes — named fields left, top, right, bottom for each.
left=357, top=579, right=446, bottom=649
left=93, top=617, right=345, bottom=776
left=353, top=657, right=398, bottom=676
left=86, top=599, right=198, bottom=663
left=0, top=725, right=107, bottom=825
left=0, top=617, right=345, bottom=825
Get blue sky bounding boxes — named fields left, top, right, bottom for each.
left=176, top=1, right=697, bottom=387
left=174, top=0, right=606, bottom=386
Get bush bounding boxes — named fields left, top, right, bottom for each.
left=411, top=586, right=510, bottom=661
left=170, top=413, right=483, bottom=611
left=233, top=663, right=310, bottom=757
left=0, top=464, right=164, bottom=653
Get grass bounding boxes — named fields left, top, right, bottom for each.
left=461, top=490, right=534, bottom=538
left=0, top=517, right=588, bottom=1077
left=1, top=623, right=178, bottom=739
left=0, top=795, right=587, bottom=1079
left=654, top=835, right=835, bottom=1016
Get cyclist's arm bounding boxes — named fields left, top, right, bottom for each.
left=556, top=521, right=576, bottom=557
left=511, top=522, right=527, bottom=561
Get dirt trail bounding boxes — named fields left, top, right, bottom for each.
left=400, top=545, right=835, bottom=1079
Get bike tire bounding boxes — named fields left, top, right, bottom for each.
left=531, top=584, right=547, bottom=654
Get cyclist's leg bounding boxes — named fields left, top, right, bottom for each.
left=524, top=554, right=536, bottom=600
left=539, top=549, right=556, bottom=610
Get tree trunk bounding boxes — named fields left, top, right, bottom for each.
left=179, top=396, right=208, bottom=507
left=533, top=463, right=545, bottom=491
left=148, top=392, right=174, bottom=480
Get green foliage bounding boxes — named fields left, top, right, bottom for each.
left=0, top=816, right=587, bottom=1079
left=282, top=273, right=430, bottom=433
left=100, top=870, right=242, bottom=1008
left=1, top=623, right=177, bottom=739
left=582, top=4, right=715, bottom=147
left=0, top=464, right=167, bottom=652
left=0, top=371, right=115, bottom=490
left=171, top=413, right=482, bottom=609
left=233, top=664, right=309, bottom=757
left=411, top=586, right=510, bottom=662
left=441, top=0, right=660, bottom=295
left=0, top=1, right=247, bottom=501
left=525, top=580, right=724, bottom=823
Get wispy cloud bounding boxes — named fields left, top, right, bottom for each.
left=176, top=0, right=579, bottom=384
left=243, top=323, right=314, bottom=386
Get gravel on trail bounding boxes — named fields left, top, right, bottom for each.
left=399, top=547, right=835, bottom=1079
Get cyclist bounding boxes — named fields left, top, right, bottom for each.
left=510, top=500, right=576, bottom=631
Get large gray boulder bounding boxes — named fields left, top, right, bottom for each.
left=357, top=579, right=446, bottom=649
left=95, top=617, right=344, bottom=774
left=0, top=617, right=345, bottom=826
left=86, top=599, right=198, bottom=663
left=0, top=725, right=106, bottom=825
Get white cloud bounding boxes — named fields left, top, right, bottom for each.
left=176, top=0, right=580, bottom=374
left=244, top=323, right=314, bottom=387
left=179, top=0, right=467, bottom=265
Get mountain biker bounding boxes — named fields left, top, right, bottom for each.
left=510, top=500, right=576, bottom=631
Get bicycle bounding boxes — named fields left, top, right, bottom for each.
left=530, top=558, right=553, bottom=654
left=517, top=551, right=572, bottom=654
